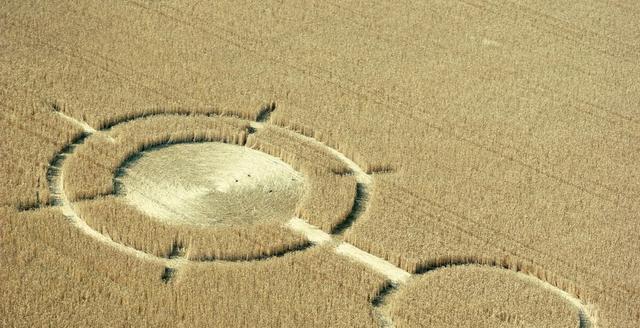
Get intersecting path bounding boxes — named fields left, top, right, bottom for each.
left=47, top=109, right=594, bottom=328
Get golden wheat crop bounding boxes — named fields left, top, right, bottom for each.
left=245, top=126, right=361, bottom=232
left=295, top=173, right=357, bottom=232
left=389, top=265, right=579, bottom=328
left=63, top=115, right=249, bottom=201
left=1, top=207, right=387, bottom=328
left=0, top=108, right=83, bottom=209
left=2, top=0, right=640, bottom=326
left=345, top=172, right=639, bottom=326
left=246, top=125, right=351, bottom=175
left=270, top=111, right=395, bottom=174
left=74, top=196, right=309, bottom=260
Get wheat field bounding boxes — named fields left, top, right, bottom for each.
left=2, top=1, right=639, bottom=327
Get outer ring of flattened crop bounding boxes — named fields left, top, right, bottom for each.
left=48, top=112, right=369, bottom=266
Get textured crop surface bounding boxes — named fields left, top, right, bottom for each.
left=389, top=265, right=579, bottom=327
left=0, top=109, right=83, bottom=209
left=74, top=196, right=310, bottom=260
left=0, top=209, right=386, bottom=328
left=63, top=115, right=250, bottom=201
left=2, top=0, right=640, bottom=327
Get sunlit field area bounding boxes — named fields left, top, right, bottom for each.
left=2, top=1, right=640, bottom=327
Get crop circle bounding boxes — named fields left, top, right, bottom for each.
left=49, top=113, right=367, bottom=264
left=119, top=142, right=305, bottom=227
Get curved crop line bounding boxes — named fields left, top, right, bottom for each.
left=96, top=108, right=253, bottom=131
left=371, top=261, right=596, bottom=328
left=193, top=241, right=315, bottom=262
left=46, top=110, right=378, bottom=269
left=52, top=133, right=299, bottom=261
